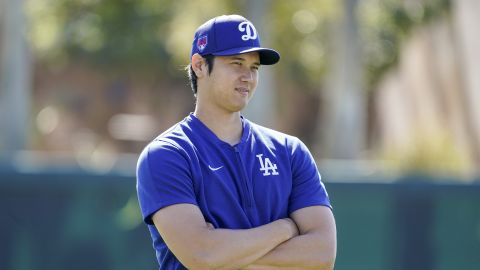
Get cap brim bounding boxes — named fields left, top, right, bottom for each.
left=211, top=47, right=280, bottom=65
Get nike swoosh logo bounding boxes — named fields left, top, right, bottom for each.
left=208, top=165, right=224, bottom=171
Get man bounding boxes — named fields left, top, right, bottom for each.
left=137, top=14, right=336, bottom=270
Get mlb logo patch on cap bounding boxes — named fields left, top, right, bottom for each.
left=197, top=35, right=208, bottom=52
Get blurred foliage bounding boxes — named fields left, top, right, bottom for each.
left=26, top=0, right=450, bottom=88
left=269, top=1, right=339, bottom=89
left=26, top=0, right=242, bottom=75
left=358, top=0, right=451, bottom=88
left=383, top=130, right=473, bottom=179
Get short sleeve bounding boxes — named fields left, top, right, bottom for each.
left=136, top=140, right=197, bottom=225
left=288, top=138, right=331, bottom=214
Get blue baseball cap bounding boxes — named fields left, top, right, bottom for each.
left=191, top=15, right=280, bottom=65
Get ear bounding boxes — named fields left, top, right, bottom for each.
left=191, top=53, right=208, bottom=78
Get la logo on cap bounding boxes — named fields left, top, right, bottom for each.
left=238, top=21, right=257, bottom=41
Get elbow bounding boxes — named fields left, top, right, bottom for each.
left=315, top=260, right=335, bottom=270
left=311, top=253, right=336, bottom=270
left=313, top=256, right=335, bottom=270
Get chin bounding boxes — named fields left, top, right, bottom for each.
left=228, top=104, right=247, bottom=113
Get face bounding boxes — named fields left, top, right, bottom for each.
left=199, top=52, right=260, bottom=113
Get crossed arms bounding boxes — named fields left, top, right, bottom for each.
left=152, top=204, right=336, bottom=270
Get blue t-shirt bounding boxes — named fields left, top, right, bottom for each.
left=136, top=114, right=331, bottom=269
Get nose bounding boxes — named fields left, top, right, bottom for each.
left=240, top=69, right=255, bottom=82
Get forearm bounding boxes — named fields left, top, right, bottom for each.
left=174, top=218, right=297, bottom=270
left=243, top=232, right=336, bottom=270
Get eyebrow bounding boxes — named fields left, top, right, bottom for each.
left=229, top=56, right=261, bottom=66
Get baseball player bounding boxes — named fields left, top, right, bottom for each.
left=137, top=14, right=336, bottom=270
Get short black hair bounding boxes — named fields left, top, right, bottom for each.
left=186, top=54, right=215, bottom=96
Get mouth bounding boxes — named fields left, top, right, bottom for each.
left=235, top=87, right=250, bottom=96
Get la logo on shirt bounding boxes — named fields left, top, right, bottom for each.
left=256, top=154, right=279, bottom=176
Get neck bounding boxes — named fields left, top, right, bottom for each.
left=193, top=106, right=243, bottom=145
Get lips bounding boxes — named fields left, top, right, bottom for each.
left=235, top=87, right=250, bottom=96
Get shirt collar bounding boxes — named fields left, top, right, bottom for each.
left=186, top=113, right=251, bottom=147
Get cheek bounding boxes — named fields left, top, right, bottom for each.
left=251, top=74, right=259, bottom=90
left=215, top=70, right=235, bottom=87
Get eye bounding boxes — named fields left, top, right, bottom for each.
left=252, top=66, right=259, bottom=71
left=232, top=61, right=242, bottom=66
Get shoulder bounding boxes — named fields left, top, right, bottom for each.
left=248, top=121, right=304, bottom=150
left=137, top=118, right=195, bottom=167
